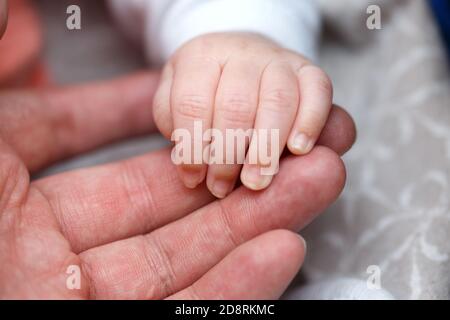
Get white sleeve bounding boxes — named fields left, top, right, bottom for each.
left=108, top=0, right=321, bottom=66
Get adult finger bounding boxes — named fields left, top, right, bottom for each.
left=31, top=148, right=215, bottom=253
left=0, top=72, right=160, bottom=172
left=77, top=147, right=345, bottom=299
left=169, top=230, right=305, bottom=300
left=317, top=105, right=357, bottom=156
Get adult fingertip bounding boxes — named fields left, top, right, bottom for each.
left=311, top=146, right=347, bottom=195
left=334, top=105, right=357, bottom=155
left=318, top=105, right=357, bottom=156
left=266, top=230, right=306, bottom=289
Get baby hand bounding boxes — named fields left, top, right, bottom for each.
left=153, top=33, right=333, bottom=198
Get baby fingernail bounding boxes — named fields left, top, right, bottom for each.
left=241, top=165, right=273, bottom=191
left=292, top=133, right=314, bottom=155
left=181, top=168, right=204, bottom=189
left=210, top=179, right=231, bottom=199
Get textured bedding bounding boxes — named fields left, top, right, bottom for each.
left=36, top=0, right=450, bottom=299
left=296, top=0, right=450, bottom=299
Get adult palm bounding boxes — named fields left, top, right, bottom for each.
left=0, top=72, right=355, bottom=299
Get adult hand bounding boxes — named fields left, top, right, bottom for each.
left=0, top=72, right=355, bottom=299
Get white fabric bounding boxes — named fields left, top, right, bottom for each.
left=285, top=278, right=395, bottom=300
left=108, top=0, right=320, bottom=65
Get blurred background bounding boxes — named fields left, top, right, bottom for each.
left=0, top=0, right=449, bottom=299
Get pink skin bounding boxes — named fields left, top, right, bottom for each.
left=169, top=230, right=307, bottom=300
left=0, top=72, right=355, bottom=299
left=0, top=0, right=7, bottom=38
left=153, top=33, right=334, bottom=198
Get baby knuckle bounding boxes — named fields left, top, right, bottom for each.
left=183, top=35, right=215, bottom=57
left=262, top=88, right=297, bottom=110
left=217, top=95, right=255, bottom=124
left=221, top=94, right=253, bottom=110
left=174, top=95, right=210, bottom=119
left=218, top=107, right=254, bottom=124
left=315, top=74, right=333, bottom=96
left=304, top=66, right=333, bottom=96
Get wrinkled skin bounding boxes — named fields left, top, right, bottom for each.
left=0, top=72, right=355, bottom=299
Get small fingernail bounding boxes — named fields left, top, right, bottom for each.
left=210, top=179, right=231, bottom=199
left=241, top=165, right=273, bottom=191
left=298, top=235, right=307, bottom=252
left=291, top=133, right=314, bottom=155
left=181, top=169, right=204, bottom=189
